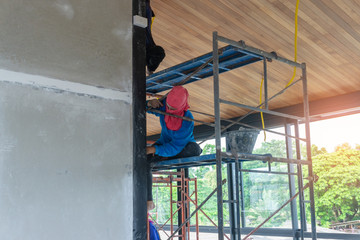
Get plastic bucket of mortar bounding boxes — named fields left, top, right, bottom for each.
left=225, top=127, right=260, bottom=153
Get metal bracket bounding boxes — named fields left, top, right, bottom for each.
left=133, top=15, right=147, bottom=28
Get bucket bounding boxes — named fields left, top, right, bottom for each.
left=225, top=127, right=260, bottom=154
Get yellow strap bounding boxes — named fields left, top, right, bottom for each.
left=151, top=16, right=155, bottom=29
left=259, top=77, right=266, bottom=141
left=259, top=0, right=299, bottom=141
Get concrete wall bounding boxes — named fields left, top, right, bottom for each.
left=0, top=0, right=135, bottom=239
left=0, top=0, right=132, bottom=90
left=0, top=82, right=133, bottom=239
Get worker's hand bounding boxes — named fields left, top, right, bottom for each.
left=146, top=146, right=156, bottom=155
left=147, top=99, right=163, bottom=109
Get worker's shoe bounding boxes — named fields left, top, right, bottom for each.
left=146, top=45, right=165, bottom=73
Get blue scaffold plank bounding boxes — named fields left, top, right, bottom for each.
left=152, top=153, right=284, bottom=171
left=152, top=154, right=217, bottom=170
left=152, top=153, right=252, bottom=170
left=146, top=45, right=263, bottom=94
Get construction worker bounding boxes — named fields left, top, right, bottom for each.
left=146, top=86, right=202, bottom=210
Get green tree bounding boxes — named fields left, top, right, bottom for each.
left=253, top=139, right=287, bottom=158
left=243, top=140, right=290, bottom=227
left=188, top=144, right=229, bottom=226
left=244, top=139, right=324, bottom=227
left=335, top=142, right=352, bottom=151
left=313, top=143, right=360, bottom=227
left=311, top=144, right=327, bottom=156
left=356, top=144, right=360, bottom=151
left=253, top=139, right=325, bottom=160
left=201, top=143, right=216, bottom=155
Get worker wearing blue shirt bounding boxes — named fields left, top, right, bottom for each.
left=146, top=86, right=202, bottom=211
left=148, top=102, right=196, bottom=157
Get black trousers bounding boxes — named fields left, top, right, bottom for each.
left=147, top=142, right=202, bottom=201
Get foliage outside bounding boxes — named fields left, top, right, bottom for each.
left=152, top=140, right=360, bottom=230
left=313, top=143, right=360, bottom=227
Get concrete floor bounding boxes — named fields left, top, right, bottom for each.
left=158, top=226, right=355, bottom=240
left=159, top=231, right=292, bottom=240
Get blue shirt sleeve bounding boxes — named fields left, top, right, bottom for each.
left=154, top=110, right=195, bottom=157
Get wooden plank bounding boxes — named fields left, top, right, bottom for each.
left=146, top=0, right=360, bottom=136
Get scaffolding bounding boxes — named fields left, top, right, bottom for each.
left=212, top=32, right=315, bottom=240
left=146, top=33, right=350, bottom=239
left=149, top=170, right=199, bottom=240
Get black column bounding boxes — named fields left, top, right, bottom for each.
left=133, top=0, right=147, bottom=239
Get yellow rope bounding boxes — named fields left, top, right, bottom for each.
left=151, top=16, right=155, bottom=29
left=259, top=77, right=266, bottom=141
left=259, top=0, right=300, bottom=140
left=285, top=0, right=300, bottom=87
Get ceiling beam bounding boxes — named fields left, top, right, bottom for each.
left=147, top=91, right=360, bottom=141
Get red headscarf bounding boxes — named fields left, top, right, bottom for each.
left=165, top=86, right=190, bottom=131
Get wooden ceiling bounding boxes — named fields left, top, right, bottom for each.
left=146, top=0, right=360, bottom=137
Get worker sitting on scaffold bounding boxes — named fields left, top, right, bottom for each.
left=146, top=86, right=202, bottom=210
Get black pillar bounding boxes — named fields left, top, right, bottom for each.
left=133, top=0, right=147, bottom=239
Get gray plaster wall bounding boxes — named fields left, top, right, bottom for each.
left=0, top=0, right=135, bottom=239
left=0, top=82, right=133, bottom=240
left=0, top=0, right=132, bottom=90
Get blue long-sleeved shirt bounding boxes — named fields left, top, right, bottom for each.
left=148, top=103, right=196, bottom=157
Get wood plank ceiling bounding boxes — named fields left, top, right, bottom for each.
left=146, top=0, right=360, bottom=137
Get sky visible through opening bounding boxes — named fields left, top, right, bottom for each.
left=200, top=113, right=360, bottom=153
left=254, top=113, right=360, bottom=152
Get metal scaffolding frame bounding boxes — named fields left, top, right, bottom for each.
left=150, top=170, right=231, bottom=240
left=149, top=170, right=199, bottom=240
left=147, top=33, right=360, bottom=240
left=212, top=32, right=316, bottom=240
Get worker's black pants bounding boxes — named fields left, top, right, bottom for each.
left=147, top=142, right=202, bottom=201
